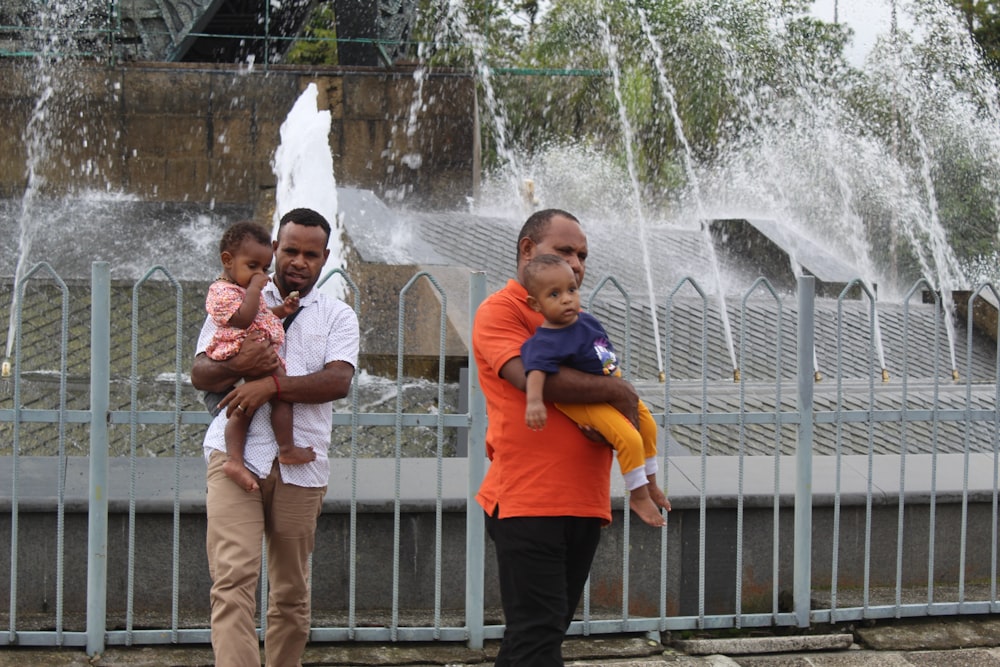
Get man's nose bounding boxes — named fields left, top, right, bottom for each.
left=565, top=258, right=583, bottom=280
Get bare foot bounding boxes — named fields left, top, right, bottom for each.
left=223, top=459, right=259, bottom=492
left=647, top=483, right=672, bottom=513
left=629, top=486, right=666, bottom=527
left=278, top=446, right=316, bottom=465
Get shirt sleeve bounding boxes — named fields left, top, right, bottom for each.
left=195, top=315, right=218, bottom=357
left=324, top=301, right=360, bottom=368
left=473, top=295, right=532, bottom=378
left=520, top=332, right=560, bottom=375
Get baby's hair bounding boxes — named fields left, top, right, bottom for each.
left=219, top=221, right=272, bottom=255
left=523, top=253, right=572, bottom=296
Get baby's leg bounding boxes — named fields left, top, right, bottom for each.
left=635, top=400, right=669, bottom=516
left=270, top=367, right=315, bottom=465
left=556, top=401, right=665, bottom=527
left=223, top=413, right=260, bottom=492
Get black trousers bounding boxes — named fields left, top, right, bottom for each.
left=485, top=510, right=602, bottom=667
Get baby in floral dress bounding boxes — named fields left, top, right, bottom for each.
left=205, top=221, right=313, bottom=492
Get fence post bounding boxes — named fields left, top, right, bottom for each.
left=794, top=275, right=815, bottom=628
left=86, top=262, right=110, bottom=656
left=465, top=272, right=487, bottom=649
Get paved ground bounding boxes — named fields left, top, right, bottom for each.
left=3, top=617, right=1000, bottom=666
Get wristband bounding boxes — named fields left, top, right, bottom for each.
left=272, top=374, right=281, bottom=401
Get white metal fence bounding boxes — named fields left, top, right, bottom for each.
left=1, top=264, right=998, bottom=657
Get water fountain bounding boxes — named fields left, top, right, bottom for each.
left=271, top=82, right=348, bottom=300
left=454, top=0, right=1000, bottom=385
left=4, top=0, right=1000, bottom=390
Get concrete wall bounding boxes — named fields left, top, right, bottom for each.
left=0, top=61, right=476, bottom=210
left=2, top=453, right=997, bottom=628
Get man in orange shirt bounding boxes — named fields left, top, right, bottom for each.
left=473, top=208, right=644, bottom=665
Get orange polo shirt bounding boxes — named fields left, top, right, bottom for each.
left=473, top=279, right=613, bottom=523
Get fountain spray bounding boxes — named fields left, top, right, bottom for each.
left=600, top=14, right=664, bottom=381
left=634, top=4, right=738, bottom=383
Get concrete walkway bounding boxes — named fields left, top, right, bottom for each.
left=3, top=617, right=1000, bottom=666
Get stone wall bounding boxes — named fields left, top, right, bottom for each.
left=0, top=61, right=477, bottom=210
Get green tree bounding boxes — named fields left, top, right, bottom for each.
left=284, top=3, right=339, bottom=65
left=951, top=0, right=1000, bottom=68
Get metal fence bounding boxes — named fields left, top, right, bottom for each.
left=2, top=262, right=999, bottom=657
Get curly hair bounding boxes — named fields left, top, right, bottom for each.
left=219, top=220, right=273, bottom=255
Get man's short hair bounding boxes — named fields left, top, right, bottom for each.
left=516, top=209, right=580, bottom=263
left=278, top=208, right=332, bottom=243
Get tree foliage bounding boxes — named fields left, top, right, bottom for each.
left=284, top=3, right=339, bottom=65
left=951, top=0, right=1000, bottom=68
left=286, top=0, right=1000, bottom=286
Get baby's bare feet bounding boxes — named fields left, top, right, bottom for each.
left=629, top=486, right=666, bottom=527
left=630, top=495, right=666, bottom=527
left=223, top=459, right=259, bottom=492
left=648, top=483, right=671, bottom=512
left=278, top=446, right=316, bottom=465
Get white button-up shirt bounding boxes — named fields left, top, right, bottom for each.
left=197, top=280, right=360, bottom=487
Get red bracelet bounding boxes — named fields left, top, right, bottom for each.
left=272, top=374, right=281, bottom=401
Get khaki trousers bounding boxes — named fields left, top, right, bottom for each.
left=206, top=451, right=326, bottom=667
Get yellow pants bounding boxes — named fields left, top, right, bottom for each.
left=556, top=399, right=657, bottom=489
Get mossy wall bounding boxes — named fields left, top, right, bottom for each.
left=0, top=61, right=476, bottom=210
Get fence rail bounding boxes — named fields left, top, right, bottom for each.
left=2, top=263, right=999, bottom=657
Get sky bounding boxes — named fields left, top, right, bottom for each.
left=810, top=0, right=917, bottom=65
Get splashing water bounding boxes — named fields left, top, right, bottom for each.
left=632, top=3, right=739, bottom=376
left=5, top=2, right=85, bottom=362
left=599, top=11, right=665, bottom=378
left=271, top=83, right=347, bottom=300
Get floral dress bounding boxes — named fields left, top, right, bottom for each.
left=204, top=280, right=285, bottom=368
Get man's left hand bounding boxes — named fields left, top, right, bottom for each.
left=220, top=375, right=277, bottom=418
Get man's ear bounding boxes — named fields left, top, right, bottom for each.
left=517, top=236, right=535, bottom=261
left=526, top=295, right=541, bottom=313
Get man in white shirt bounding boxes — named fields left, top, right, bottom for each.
left=192, top=207, right=359, bottom=667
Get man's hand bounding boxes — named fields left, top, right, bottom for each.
left=608, top=378, right=640, bottom=428
left=191, top=335, right=280, bottom=394
left=579, top=424, right=612, bottom=445
left=230, top=335, right=280, bottom=377
left=220, top=375, right=276, bottom=418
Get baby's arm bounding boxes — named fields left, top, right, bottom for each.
left=228, top=274, right=270, bottom=329
left=270, top=290, right=300, bottom=319
left=524, top=369, right=548, bottom=430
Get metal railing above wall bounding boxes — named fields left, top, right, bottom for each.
left=1, top=262, right=999, bottom=658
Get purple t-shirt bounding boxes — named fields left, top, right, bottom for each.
left=521, top=311, right=619, bottom=376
